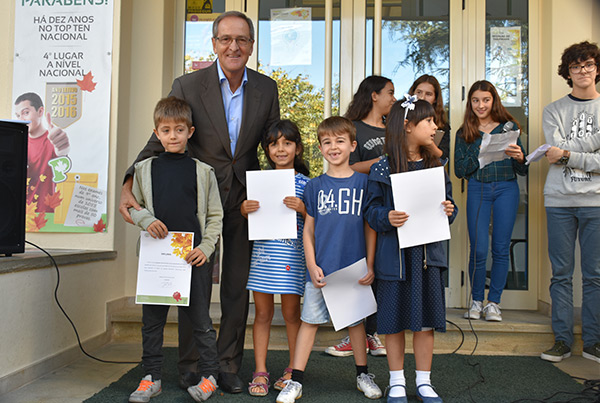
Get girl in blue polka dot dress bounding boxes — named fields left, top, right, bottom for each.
left=365, top=98, right=457, bottom=403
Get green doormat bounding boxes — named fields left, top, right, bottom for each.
left=85, top=349, right=584, bottom=402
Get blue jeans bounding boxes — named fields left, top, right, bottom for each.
left=546, top=207, right=600, bottom=348
left=466, top=178, right=519, bottom=303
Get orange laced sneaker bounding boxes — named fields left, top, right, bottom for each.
left=129, top=375, right=161, bottom=403
left=188, top=375, right=218, bottom=402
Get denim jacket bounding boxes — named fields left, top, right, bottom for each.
left=365, top=156, right=458, bottom=281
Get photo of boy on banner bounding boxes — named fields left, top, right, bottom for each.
left=14, top=92, right=71, bottom=214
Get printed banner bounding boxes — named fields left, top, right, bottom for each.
left=270, top=8, right=312, bottom=66
left=489, top=26, right=522, bottom=107
left=12, top=0, right=114, bottom=233
left=187, top=0, right=213, bottom=14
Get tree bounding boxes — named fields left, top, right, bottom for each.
left=383, top=18, right=529, bottom=115
left=384, top=20, right=450, bottom=79
left=259, top=66, right=339, bottom=178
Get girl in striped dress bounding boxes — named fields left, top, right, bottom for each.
left=241, top=120, right=310, bottom=397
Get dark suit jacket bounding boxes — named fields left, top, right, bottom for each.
left=127, top=62, right=280, bottom=209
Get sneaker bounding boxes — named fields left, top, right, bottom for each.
left=357, top=373, right=383, bottom=399
left=540, top=341, right=571, bottom=362
left=582, top=342, right=600, bottom=363
left=367, top=333, right=387, bottom=356
left=129, top=375, right=161, bottom=403
left=463, top=300, right=483, bottom=320
left=276, top=380, right=302, bottom=403
left=325, top=336, right=369, bottom=357
left=483, top=302, right=502, bottom=321
left=187, top=375, right=218, bottom=402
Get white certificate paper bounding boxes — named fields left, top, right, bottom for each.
left=246, top=169, right=297, bottom=240
left=321, top=258, right=377, bottom=331
left=478, top=129, right=520, bottom=168
left=136, top=231, right=194, bottom=306
left=391, top=166, right=450, bottom=249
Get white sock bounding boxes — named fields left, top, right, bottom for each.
left=416, top=370, right=438, bottom=398
left=388, top=370, right=406, bottom=397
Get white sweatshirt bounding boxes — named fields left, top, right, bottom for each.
left=543, top=95, right=600, bottom=207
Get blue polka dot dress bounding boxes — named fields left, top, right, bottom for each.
left=376, top=160, right=447, bottom=334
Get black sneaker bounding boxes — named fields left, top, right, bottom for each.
left=582, top=342, right=600, bottom=363
left=540, top=341, right=571, bottom=362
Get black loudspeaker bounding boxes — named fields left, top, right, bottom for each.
left=0, top=121, right=28, bottom=256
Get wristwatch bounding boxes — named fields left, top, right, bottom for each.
left=558, top=150, right=570, bottom=165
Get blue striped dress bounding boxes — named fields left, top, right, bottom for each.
left=246, top=173, right=309, bottom=295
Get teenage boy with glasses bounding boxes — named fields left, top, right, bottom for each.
left=541, top=41, right=600, bottom=364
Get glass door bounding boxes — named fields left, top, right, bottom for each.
left=359, top=0, right=536, bottom=309
left=482, top=0, right=534, bottom=309
left=363, top=0, right=459, bottom=306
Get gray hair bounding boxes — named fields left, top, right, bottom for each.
left=212, top=11, right=255, bottom=41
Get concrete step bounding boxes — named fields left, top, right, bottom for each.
left=110, top=303, right=583, bottom=356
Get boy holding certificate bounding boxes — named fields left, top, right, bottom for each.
left=276, top=117, right=382, bottom=403
left=128, top=97, right=223, bottom=402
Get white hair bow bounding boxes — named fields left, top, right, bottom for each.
left=401, top=94, right=418, bottom=119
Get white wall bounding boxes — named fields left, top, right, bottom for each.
left=0, top=260, right=123, bottom=381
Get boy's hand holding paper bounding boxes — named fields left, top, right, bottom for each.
left=321, top=258, right=377, bottom=331
left=525, top=143, right=552, bottom=165
left=136, top=231, right=194, bottom=306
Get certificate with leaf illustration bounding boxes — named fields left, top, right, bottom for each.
left=136, top=231, right=194, bottom=306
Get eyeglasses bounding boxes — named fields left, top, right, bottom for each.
left=214, top=36, right=254, bottom=47
left=569, top=61, right=598, bottom=74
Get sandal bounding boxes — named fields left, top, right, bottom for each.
left=274, top=367, right=293, bottom=391
left=248, top=371, right=270, bottom=397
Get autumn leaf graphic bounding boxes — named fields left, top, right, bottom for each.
left=33, top=212, right=48, bottom=231
left=93, top=218, right=106, bottom=232
left=44, top=190, right=63, bottom=210
left=25, top=202, right=39, bottom=232
left=39, top=174, right=47, bottom=183
left=77, top=71, right=97, bottom=92
left=171, top=233, right=193, bottom=259
left=25, top=201, right=48, bottom=232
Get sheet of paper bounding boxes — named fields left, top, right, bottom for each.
left=246, top=169, right=297, bottom=241
left=63, top=183, right=106, bottom=227
left=321, top=258, right=377, bottom=331
left=136, top=231, right=194, bottom=306
left=525, top=143, right=551, bottom=165
left=478, top=129, right=520, bottom=169
left=391, top=166, right=450, bottom=249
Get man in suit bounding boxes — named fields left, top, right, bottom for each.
left=119, top=11, right=280, bottom=394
